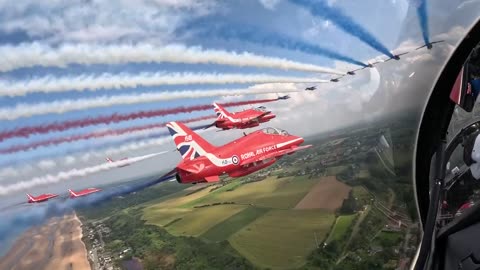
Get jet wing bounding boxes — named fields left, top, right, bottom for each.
left=246, top=111, right=272, bottom=124
left=239, top=145, right=312, bottom=166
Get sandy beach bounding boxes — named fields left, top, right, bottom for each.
left=0, top=213, right=90, bottom=270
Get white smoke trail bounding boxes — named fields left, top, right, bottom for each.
left=0, top=43, right=344, bottom=75
left=0, top=151, right=167, bottom=195
left=0, top=87, right=301, bottom=120
left=0, top=136, right=175, bottom=180
left=0, top=72, right=328, bottom=96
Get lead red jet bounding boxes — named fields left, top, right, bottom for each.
left=106, top=157, right=130, bottom=167
left=204, top=102, right=276, bottom=130
left=26, top=193, right=59, bottom=203
left=68, top=188, right=102, bottom=198
left=166, top=121, right=312, bottom=184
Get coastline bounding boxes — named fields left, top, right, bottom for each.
left=0, top=212, right=90, bottom=270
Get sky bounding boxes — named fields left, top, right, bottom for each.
left=0, top=0, right=423, bottom=205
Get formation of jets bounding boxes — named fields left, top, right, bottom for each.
left=307, top=40, right=445, bottom=90
left=22, top=39, right=446, bottom=203
left=26, top=187, right=102, bottom=204
left=155, top=39, right=447, bottom=185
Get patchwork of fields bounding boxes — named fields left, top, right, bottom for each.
left=142, top=175, right=350, bottom=269
left=229, top=209, right=334, bottom=269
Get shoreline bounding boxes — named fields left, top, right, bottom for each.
left=0, top=212, right=90, bottom=270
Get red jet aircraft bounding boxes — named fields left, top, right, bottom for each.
left=106, top=157, right=130, bottom=167
left=26, top=193, right=59, bottom=203
left=68, top=188, right=102, bottom=198
left=166, top=121, right=312, bottom=184
left=205, top=102, right=276, bottom=130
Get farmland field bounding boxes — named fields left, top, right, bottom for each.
left=144, top=184, right=216, bottom=209
left=143, top=208, right=192, bottom=227
left=143, top=175, right=345, bottom=268
left=229, top=209, right=335, bottom=269
left=162, top=204, right=246, bottom=237
left=182, top=176, right=318, bottom=209
left=201, top=207, right=269, bottom=242
left=326, top=214, right=357, bottom=243
left=295, top=176, right=351, bottom=211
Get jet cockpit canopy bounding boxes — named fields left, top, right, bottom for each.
left=262, top=127, right=289, bottom=136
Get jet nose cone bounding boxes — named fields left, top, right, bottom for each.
left=297, top=137, right=304, bottom=145
left=290, top=136, right=304, bottom=145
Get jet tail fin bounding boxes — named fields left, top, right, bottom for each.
left=166, top=122, right=216, bottom=160
left=26, top=193, right=35, bottom=201
left=213, top=102, right=232, bottom=120
left=68, top=189, right=78, bottom=197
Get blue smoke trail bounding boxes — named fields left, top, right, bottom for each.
left=179, top=18, right=367, bottom=67
left=290, top=0, right=394, bottom=58
left=416, top=0, right=430, bottom=45
left=0, top=174, right=176, bottom=242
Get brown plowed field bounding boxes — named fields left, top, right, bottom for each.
left=294, top=176, right=351, bottom=211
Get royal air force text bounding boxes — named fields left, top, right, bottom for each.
left=240, top=145, right=277, bottom=160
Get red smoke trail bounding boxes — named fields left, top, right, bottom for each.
left=0, top=98, right=278, bottom=142
left=0, top=115, right=216, bottom=154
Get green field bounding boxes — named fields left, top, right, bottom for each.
left=180, top=180, right=245, bottom=208
left=253, top=176, right=318, bottom=208
left=144, top=185, right=217, bottom=209
left=229, top=209, right=335, bottom=269
left=143, top=175, right=335, bottom=269
left=326, top=214, right=357, bottom=243
left=143, top=208, right=192, bottom=227
left=201, top=207, right=270, bottom=242
left=184, top=176, right=317, bottom=209
left=160, top=205, right=246, bottom=237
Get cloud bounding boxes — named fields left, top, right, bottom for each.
left=290, top=0, right=394, bottom=57
left=64, top=156, right=76, bottom=166
left=0, top=0, right=217, bottom=43
left=37, top=160, right=56, bottom=170
left=259, top=0, right=281, bottom=10
left=181, top=18, right=365, bottom=67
